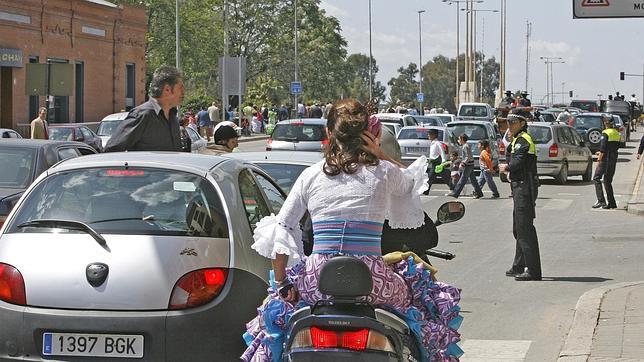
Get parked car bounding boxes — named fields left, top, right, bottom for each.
left=501, top=122, right=592, bottom=184
left=397, top=126, right=458, bottom=166
left=428, top=113, right=456, bottom=125
left=570, top=112, right=610, bottom=153
left=381, top=121, right=402, bottom=137
left=48, top=124, right=103, bottom=152
left=570, top=99, right=599, bottom=113
left=0, top=139, right=97, bottom=229
left=373, top=113, right=419, bottom=128
left=267, top=119, right=327, bottom=151
left=412, top=115, right=446, bottom=127
left=0, top=128, right=22, bottom=139
left=180, top=125, right=208, bottom=153
left=446, top=120, right=501, bottom=170
left=96, top=112, right=129, bottom=147
left=456, top=102, right=495, bottom=122
left=0, top=152, right=286, bottom=360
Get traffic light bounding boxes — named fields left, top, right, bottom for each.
left=620, top=71, right=625, bottom=80
left=569, top=90, right=573, bottom=98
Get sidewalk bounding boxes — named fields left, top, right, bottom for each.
left=558, top=282, right=644, bottom=362
left=626, top=136, right=644, bottom=214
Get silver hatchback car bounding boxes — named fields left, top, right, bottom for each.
left=397, top=125, right=458, bottom=166
left=266, top=119, right=327, bottom=152
left=0, top=152, right=287, bottom=361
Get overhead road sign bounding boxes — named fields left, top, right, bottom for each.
left=573, top=0, right=644, bottom=18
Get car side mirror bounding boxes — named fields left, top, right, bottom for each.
left=435, top=201, right=465, bottom=226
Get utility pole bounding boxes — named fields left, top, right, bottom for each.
left=418, top=10, right=425, bottom=114
left=499, top=0, right=506, bottom=102
left=221, top=0, right=228, bottom=122
left=294, top=0, right=299, bottom=112
left=525, top=20, right=531, bottom=92
left=369, top=0, right=373, bottom=100
left=175, top=0, right=180, bottom=69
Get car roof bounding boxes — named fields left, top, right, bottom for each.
left=100, top=112, right=129, bottom=121
left=0, top=139, right=89, bottom=149
left=575, top=112, right=605, bottom=116
left=49, top=152, right=231, bottom=175
left=277, top=119, right=327, bottom=125
left=48, top=123, right=87, bottom=128
left=400, top=125, right=446, bottom=130
left=374, top=113, right=405, bottom=120
left=446, top=120, right=491, bottom=126
left=225, top=151, right=323, bottom=165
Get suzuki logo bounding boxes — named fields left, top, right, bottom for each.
left=86, top=263, right=109, bottom=287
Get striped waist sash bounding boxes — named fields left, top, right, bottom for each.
left=312, top=220, right=383, bottom=256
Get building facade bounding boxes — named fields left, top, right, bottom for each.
left=0, top=0, right=146, bottom=130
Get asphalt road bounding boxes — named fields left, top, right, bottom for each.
left=238, top=132, right=644, bottom=361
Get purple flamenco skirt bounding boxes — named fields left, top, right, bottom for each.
left=241, top=254, right=463, bottom=362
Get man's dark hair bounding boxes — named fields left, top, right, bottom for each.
left=149, top=66, right=183, bottom=98
left=428, top=128, right=438, bottom=137
left=479, top=139, right=489, bottom=149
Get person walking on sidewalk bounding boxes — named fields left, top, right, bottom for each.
left=499, top=108, right=541, bottom=281
left=592, top=114, right=621, bottom=209
left=30, top=107, right=49, bottom=140
left=424, top=128, right=447, bottom=194
left=477, top=139, right=500, bottom=198
left=448, top=134, right=484, bottom=198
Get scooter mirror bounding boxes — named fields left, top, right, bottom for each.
left=436, top=202, right=465, bottom=225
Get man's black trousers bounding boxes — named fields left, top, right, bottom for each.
left=593, top=159, right=617, bottom=206
left=511, top=181, right=542, bottom=277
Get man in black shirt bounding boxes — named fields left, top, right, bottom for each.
left=105, top=66, right=185, bottom=152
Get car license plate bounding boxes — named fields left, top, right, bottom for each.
left=406, top=147, right=428, bottom=153
left=43, top=332, right=143, bottom=358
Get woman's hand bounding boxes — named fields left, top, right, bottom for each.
left=277, top=281, right=299, bottom=303
left=360, top=131, right=385, bottom=159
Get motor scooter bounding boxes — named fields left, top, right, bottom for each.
left=281, top=201, right=465, bottom=361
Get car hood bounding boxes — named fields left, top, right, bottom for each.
left=0, top=233, right=230, bottom=310
left=0, top=187, right=24, bottom=200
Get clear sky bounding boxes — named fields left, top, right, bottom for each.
left=320, top=0, right=644, bottom=103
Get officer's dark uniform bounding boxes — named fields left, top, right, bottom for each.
left=507, top=125, right=542, bottom=280
left=593, top=126, right=620, bottom=209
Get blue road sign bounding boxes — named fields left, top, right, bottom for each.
left=291, top=81, right=302, bottom=94
left=416, top=93, right=424, bottom=102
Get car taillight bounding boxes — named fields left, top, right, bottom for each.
left=549, top=143, right=558, bottom=157
left=499, top=142, right=505, bottom=154
left=266, top=138, right=272, bottom=151
left=619, top=127, right=624, bottom=132
left=292, top=327, right=394, bottom=352
left=168, top=268, right=228, bottom=310
left=321, top=139, right=329, bottom=150
left=0, top=263, right=26, bottom=305
left=441, top=142, right=448, bottom=153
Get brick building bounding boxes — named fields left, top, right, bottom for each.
left=0, top=0, right=146, bottom=130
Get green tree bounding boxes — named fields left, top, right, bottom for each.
left=344, top=54, right=386, bottom=102
left=388, top=63, right=419, bottom=107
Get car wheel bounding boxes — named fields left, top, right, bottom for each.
left=556, top=162, right=568, bottom=185
left=586, top=128, right=602, bottom=146
left=582, top=159, right=592, bottom=181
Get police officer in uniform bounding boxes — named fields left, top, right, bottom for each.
left=500, top=109, right=542, bottom=281
left=592, top=114, right=620, bottom=209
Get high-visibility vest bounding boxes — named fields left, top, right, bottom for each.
left=511, top=131, right=536, bottom=155
left=602, top=128, right=621, bottom=142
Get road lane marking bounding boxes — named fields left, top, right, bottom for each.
left=460, top=339, right=531, bottom=361
left=557, top=193, right=581, bottom=196
left=540, top=199, right=573, bottom=210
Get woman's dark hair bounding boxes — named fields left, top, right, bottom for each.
left=479, top=139, right=489, bottom=149
left=459, top=133, right=469, bottom=142
left=323, top=99, right=379, bottom=176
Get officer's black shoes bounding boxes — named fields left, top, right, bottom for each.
left=514, top=271, right=542, bottom=281
left=592, top=201, right=607, bottom=209
left=505, top=268, right=523, bottom=277
left=602, top=204, right=617, bottom=209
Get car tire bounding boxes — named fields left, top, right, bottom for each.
left=582, top=159, right=592, bottom=181
left=586, top=128, right=602, bottom=146
left=556, top=162, right=568, bottom=185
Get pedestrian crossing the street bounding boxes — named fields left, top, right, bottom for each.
left=459, top=339, right=531, bottom=361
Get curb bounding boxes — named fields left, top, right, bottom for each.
left=626, top=154, right=644, bottom=216
left=557, top=281, right=644, bottom=362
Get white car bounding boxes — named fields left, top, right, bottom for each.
left=96, top=112, right=129, bottom=147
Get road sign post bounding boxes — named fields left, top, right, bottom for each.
left=290, top=81, right=302, bottom=95
left=417, top=93, right=425, bottom=103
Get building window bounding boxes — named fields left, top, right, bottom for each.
left=28, top=56, right=39, bottom=121
left=125, top=63, right=135, bottom=111
left=75, top=61, right=84, bottom=122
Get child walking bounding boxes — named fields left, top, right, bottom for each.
left=477, top=139, right=500, bottom=198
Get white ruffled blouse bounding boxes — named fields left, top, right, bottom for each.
left=251, top=156, right=429, bottom=265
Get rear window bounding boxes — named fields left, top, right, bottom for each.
left=256, top=163, right=308, bottom=194
left=97, top=120, right=122, bottom=136
left=398, top=128, right=443, bottom=140
left=272, top=124, right=326, bottom=142
left=413, top=116, right=443, bottom=126
left=572, top=116, right=603, bottom=130
left=570, top=101, right=598, bottom=112
left=447, top=124, right=488, bottom=140
left=526, top=126, right=552, bottom=144
left=0, top=147, right=36, bottom=188
left=6, top=168, right=229, bottom=238
left=48, top=127, right=73, bottom=141
left=458, top=105, right=488, bottom=117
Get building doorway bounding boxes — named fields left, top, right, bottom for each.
left=0, top=67, right=13, bottom=129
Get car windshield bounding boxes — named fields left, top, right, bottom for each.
left=48, top=127, right=74, bottom=141
left=413, top=116, right=443, bottom=126
left=570, top=101, right=598, bottom=112
left=458, top=105, right=488, bottom=117
left=0, top=147, right=36, bottom=188
left=97, top=120, right=122, bottom=136
left=448, top=124, right=488, bottom=140
left=272, top=124, right=325, bottom=142
left=256, top=163, right=308, bottom=194
left=398, top=128, right=443, bottom=140
left=6, top=168, right=229, bottom=238
left=527, top=126, right=552, bottom=144
left=572, top=116, right=603, bottom=130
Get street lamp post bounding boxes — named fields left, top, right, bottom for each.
left=461, top=8, right=499, bottom=102
left=176, top=0, right=180, bottom=69
left=294, top=0, right=299, bottom=113
left=418, top=10, right=425, bottom=114
left=369, top=0, right=373, bottom=100
left=540, top=56, right=563, bottom=106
